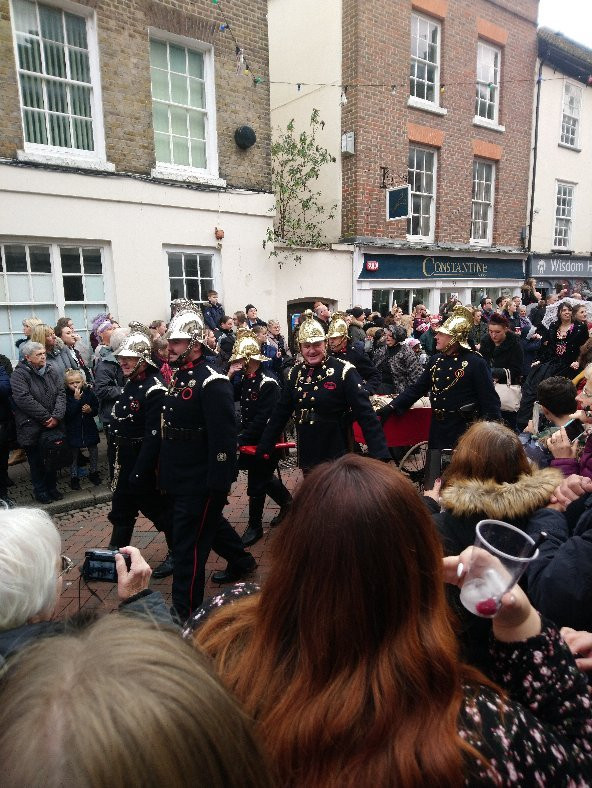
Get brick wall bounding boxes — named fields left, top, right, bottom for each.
left=341, top=0, right=538, bottom=247
left=0, top=0, right=271, bottom=190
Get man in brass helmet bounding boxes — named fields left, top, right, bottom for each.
left=326, top=312, right=381, bottom=394
left=257, top=310, right=390, bottom=471
left=107, top=323, right=173, bottom=576
left=223, top=329, right=292, bottom=554
left=160, top=300, right=256, bottom=620
left=378, top=305, right=501, bottom=451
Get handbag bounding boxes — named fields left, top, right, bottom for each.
left=494, top=369, right=522, bottom=413
left=38, top=427, right=72, bottom=471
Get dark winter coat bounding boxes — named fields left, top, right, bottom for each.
left=203, top=301, right=225, bottom=331
left=525, top=494, right=592, bottom=631
left=330, top=341, right=381, bottom=394
left=11, top=361, right=66, bottom=446
left=0, top=360, right=12, bottom=424
left=419, top=328, right=437, bottom=357
left=64, top=387, right=100, bottom=448
left=479, top=330, right=524, bottom=385
left=93, top=349, right=124, bottom=423
left=427, top=467, right=562, bottom=672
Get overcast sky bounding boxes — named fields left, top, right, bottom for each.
left=538, top=0, right=592, bottom=48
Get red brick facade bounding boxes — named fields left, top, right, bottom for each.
left=341, top=0, right=538, bottom=247
left=0, top=0, right=271, bottom=190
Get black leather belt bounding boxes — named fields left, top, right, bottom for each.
left=432, top=409, right=455, bottom=421
left=296, top=409, right=340, bottom=426
left=113, top=435, right=143, bottom=446
left=163, top=424, right=204, bottom=441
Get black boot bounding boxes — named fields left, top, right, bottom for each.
left=268, top=478, right=292, bottom=527
left=153, top=528, right=175, bottom=578
left=108, top=524, right=134, bottom=549
left=212, top=555, right=257, bottom=584
left=242, top=495, right=265, bottom=547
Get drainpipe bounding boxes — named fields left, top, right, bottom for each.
left=527, top=58, right=543, bottom=258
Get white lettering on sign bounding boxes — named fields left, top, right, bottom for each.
left=366, top=260, right=379, bottom=271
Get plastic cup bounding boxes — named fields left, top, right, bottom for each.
left=459, top=519, right=538, bottom=618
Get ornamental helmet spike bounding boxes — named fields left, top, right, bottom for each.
left=297, top=309, right=326, bottom=344
left=228, top=328, right=267, bottom=364
left=326, top=311, right=349, bottom=340
left=165, top=299, right=207, bottom=344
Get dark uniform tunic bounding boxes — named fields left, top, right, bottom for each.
left=331, top=341, right=381, bottom=394
left=390, top=347, right=501, bottom=450
left=108, top=369, right=171, bottom=548
left=159, top=357, right=252, bottom=619
left=235, top=369, right=291, bottom=505
left=258, top=356, right=390, bottom=471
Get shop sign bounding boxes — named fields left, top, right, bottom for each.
left=360, top=253, right=524, bottom=281
left=530, top=256, right=592, bottom=277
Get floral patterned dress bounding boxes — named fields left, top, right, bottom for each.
left=188, top=586, right=592, bottom=785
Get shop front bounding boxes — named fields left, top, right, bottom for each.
left=354, top=250, right=525, bottom=315
left=529, top=255, right=592, bottom=298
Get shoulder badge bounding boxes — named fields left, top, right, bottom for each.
left=260, top=374, right=279, bottom=389
left=340, top=360, right=356, bottom=379
left=146, top=381, right=168, bottom=397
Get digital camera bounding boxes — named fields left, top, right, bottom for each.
left=82, top=549, right=131, bottom=583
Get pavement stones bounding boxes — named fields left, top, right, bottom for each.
left=52, top=444, right=302, bottom=618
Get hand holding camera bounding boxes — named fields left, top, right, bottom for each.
left=116, top=546, right=152, bottom=601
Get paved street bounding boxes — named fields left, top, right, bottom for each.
left=52, top=457, right=302, bottom=619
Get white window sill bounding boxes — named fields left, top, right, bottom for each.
left=407, top=96, right=447, bottom=116
left=470, top=239, right=493, bottom=248
left=472, top=116, right=505, bottom=133
left=558, top=142, right=581, bottom=153
left=151, top=165, right=226, bottom=187
left=406, top=235, right=435, bottom=244
left=17, top=149, right=115, bottom=171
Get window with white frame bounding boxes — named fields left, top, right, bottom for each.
left=409, top=13, right=440, bottom=104
left=11, top=0, right=103, bottom=155
left=167, top=250, right=214, bottom=303
left=407, top=146, right=436, bottom=240
left=475, top=41, right=500, bottom=122
left=0, top=242, right=108, bottom=359
left=150, top=37, right=215, bottom=173
left=471, top=160, right=495, bottom=244
left=554, top=183, right=574, bottom=249
left=561, top=82, right=582, bottom=148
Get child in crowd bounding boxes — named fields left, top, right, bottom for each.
left=64, top=370, right=101, bottom=490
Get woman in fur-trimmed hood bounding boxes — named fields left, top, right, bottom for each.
left=424, top=420, right=563, bottom=673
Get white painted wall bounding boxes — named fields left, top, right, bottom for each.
left=274, top=244, right=353, bottom=314
left=530, top=64, right=592, bottom=254
left=0, top=164, right=277, bottom=325
left=268, top=0, right=342, bottom=243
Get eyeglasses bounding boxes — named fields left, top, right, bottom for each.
left=59, top=555, right=74, bottom=577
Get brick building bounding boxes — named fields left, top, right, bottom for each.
left=0, top=0, right=274, bottom=358
left=269, top=0, right=539, bottom=314
left=527, top=29, right=592, bottom=296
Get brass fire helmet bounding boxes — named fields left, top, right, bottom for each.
left=114, top=322, right=157, bottom=367
left=297, top=309, right=326, bottom=344
left=326, top=311, right=349, bottom=340
left=229, top=328, right=267, bottom=364
left=436, top=304, right=473, bottom=350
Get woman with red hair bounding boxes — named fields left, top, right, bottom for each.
left=190, top=455, right=592, bottom=786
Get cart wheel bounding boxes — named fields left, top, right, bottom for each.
left=398, top=441, right=428, bottom=491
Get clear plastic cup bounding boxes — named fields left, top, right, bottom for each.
left=459, top=519, right=538, bottom=618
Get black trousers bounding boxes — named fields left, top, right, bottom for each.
left=171, top=493, right=252, bottom=620
left=245, top=454, right=290, bottom=504
left=108, top=481, right=172, bottom=548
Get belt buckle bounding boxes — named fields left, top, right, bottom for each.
left=434, top=409, right=445, bottom=421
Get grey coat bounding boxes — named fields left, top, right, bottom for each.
left=45, top=344, right=77, bottom=382
left=93, top=348, right=124, bottom=423
left=372, top=342, right=424, bottom=396
left=11, top=361, right=66, bottom=446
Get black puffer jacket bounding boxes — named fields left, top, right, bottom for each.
left=93, top=349, right=124, bottom=423
left=11, top=361, right=66, bottom=446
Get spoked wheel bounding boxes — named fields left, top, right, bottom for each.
left=397, top=441, right=428, bottom=491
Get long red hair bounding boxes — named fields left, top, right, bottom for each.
left=195, top=455, right=491, bottom=786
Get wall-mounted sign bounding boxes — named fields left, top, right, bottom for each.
left=529, top=255, right=592, bottom=277
left=359, top=253, right=524, bottom=281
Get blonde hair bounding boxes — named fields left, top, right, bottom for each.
left=64, top=369, right=84, bottom=386
left=29, top=324, right=51, bottom=346
left=0, top=617, right=273, bottom=788
left=23, top=317, right=43, bottom=330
